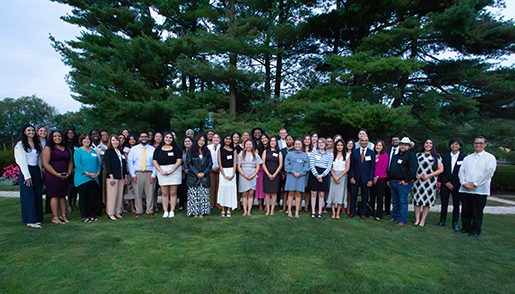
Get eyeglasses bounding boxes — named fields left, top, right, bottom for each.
left=474, top=142, right=485, bottom=145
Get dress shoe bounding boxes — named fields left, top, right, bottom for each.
left=135, top=213, right=141, bottom=218
left=457, top=229, right=467, bottom=234
left=348, top=214, right=356, bottom=218
left=397, top=222, right=405, bottom=226
left=436, top=221, right=445, bottom=226
left=453, top=222, right=459, bottom=232
left=360, top=215, right=366, bottom=220
left=468, top=233, right=479, bottom=238
left=148, top=213, right=154, bottom=217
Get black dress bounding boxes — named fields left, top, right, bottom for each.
left=263, top=150, right=281, bottom=193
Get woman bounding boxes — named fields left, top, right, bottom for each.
left=118, top=134, right=126, bottom=149
left=123, top=134, right=137, bottom=212
left=42, top=130, right=73, bottom=224
left=217, top=134, right=238, bottom=217
left=262, top=136, right=283, bottom=216
left=284, top=138, right=310, bottom=218
left=345, top=139, right=355, bottom=215
left=333, top=134, right=343, bottom=144
left=178, top=136, right=193, bottom=211
left=15, top=125, right=43, bottom=228
left=74, top=133, right=101, bottom=223
left=412, top=138, right=444, bottom=227
left=37, top=126, right=48, bottom=148
left=308, top=138, right=333, bottom=218
left=152, top=131, right=163, bottom=211
left=152, top=132, right=163, bottom=148
left=121, top=129, right=130, bottom=139
left=302, top=134, right=313, bottom=212
left=232, top=132, right=242, bottom=154
left=147, top=130, right=155, bottom=146
left=64, top=128, right=79, bottom=211
left=370, top=140, right=389, bottom=220
left=186, top=134, right=212, bottom=218
left=237, top=139, right=262, bottom=216
left=328, top=139, right=350, bottom=219
left=104, top=135, right=128, bottom=221
left=310, top=131, right=318, bottom=151
left=255, top=134, right=269, bottom=210
left=153, top=132, right=183, bottom=218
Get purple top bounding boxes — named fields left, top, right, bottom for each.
left=375, top=153, right=389, bottom=179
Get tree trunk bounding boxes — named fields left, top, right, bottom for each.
left=229, top=52, right=237, bottom=117
left=265, top=52, right=271, bottom=99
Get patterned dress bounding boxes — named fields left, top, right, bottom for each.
left=412, top=153, right=441, bottom=207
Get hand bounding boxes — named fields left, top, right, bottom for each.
left=61, top=172, right=68, bottom=179
left=400, top=180, right=408, bottom=186
left=367, top=181, right=373, bottom=187
left=445, top=182, right=454, bottom=190
left=421, top=175, right=429, bottom=181
left=294, top=172, right=300, bottom=178
left=224, top=175, right=231, bottom=181
left=282, top=173, right=286, bottom=180
left=350, top=178, right=356, bottom=185
left=416, top=174, right=423, bottom=180
left=110, top=178, right=116, bottom=186
left=463, top=183, right=476, bottom=191
left=149, top=177, right=156, bottom=185
left=228, top=175, right=234, bottom=181
left=373, top=177, right=378, bottom=185
left=316, top=175, right=323, bottom=182
left=334, top=178, right=340, bottom=185
left=132, top=176, right=138, bottom=185
left=387, top=181, right=390, bottom=187
left=270, top=175, right=276, bottom=181
left=124, top=176, right=129, bottom=185
left=24, top=178, right=33, bottom=186
left=197, top=173, right=203, bottom=178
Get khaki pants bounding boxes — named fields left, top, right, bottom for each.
left=210, top=171, right=219, bottom=208
left=106, top=178, right=124, bottom=216
left=134, top=172, right=156, bottom=214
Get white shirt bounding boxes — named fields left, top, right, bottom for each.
left=388, top=147, right=399, bottom=168
left=127, top=144, right=157, bottom=177
left=278, top=139, right=287, bottom=150
left=450, top=151, right=460, bottom=173
left=458, top=151, right=497, bottom=195
left=207, top=144, right=221, bottom=168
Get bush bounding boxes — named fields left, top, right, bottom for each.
left=0, top=150, right=15, bottom=172
left=491, top=165, right=515, bottom=192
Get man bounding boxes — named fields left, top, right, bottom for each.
left=458, top=136, right=497, bottom=238
left=185, top=129, right=194, bottom=138
left=277, top=128, right=288, bottom=150
left=127, top=132, right=157, bottom=218
left=437, top=138, right=466, bottom=231
left=349, top=136, right=375, bottom=219
left=208, top=133, right=221, bottom=209
left=387, top=137, right=418, bottom=226
left=384, top=136, right=400, bottom=215
left=241, top=131, right=250, bottom=144
left=207, top=130, right=215, bottom=145
left=355, top=128, right=375, bottom=150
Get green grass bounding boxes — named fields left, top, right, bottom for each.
left=1, top=197, right=515, bottom=293
left=0, top=185, right=19, bottom=191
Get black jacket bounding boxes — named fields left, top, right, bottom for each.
left=186, top=148, right=213, bottom=187
left=104, top=149, right=128, bottom=179
left=438, top=151, right=466, bottom=186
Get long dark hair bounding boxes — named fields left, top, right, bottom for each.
left=190, top=134, right=210, bottom=158
left=267, top=136, right=280, bottom=152
left=422, top=138, right=439, bottom=170
left=16, top=124, right=42, bottom=153
left=64, top=128, right=78, bottom=148
left=182, top=136, right=193, bottom=154
left=159, top=132, right=176, bottom=148
left=46, top=130, right=68, bottom=152
left=303, top=134, right=313, bottom=153
left=222, top=133, right=233, bottom=148
left=375, top=140, right=386, bottom=155
left=333, top=139, right=347, bottom=159
left=346, top=139, right=355, bottom=152
left=261, top=133, right=270, bottom=150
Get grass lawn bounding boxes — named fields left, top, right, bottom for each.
left=0, top=185, right=20, bottom=191
left=1, top=197, right=515, bottom=293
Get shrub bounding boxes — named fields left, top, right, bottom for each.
left=0, top=150, right=15, bottom=172
left=491, top=165, right=515, bottom=192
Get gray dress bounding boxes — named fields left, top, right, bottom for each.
left=284, top=151, right=310, bottom=192
left=327, top=156, right=348, bottom=205
left=237, top=152, right=263, bottom=193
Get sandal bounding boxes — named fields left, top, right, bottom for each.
left=318, top=214, right=322, bottom=218
left=59, top=215, right=69, bottom=223
left=89, top=217, right=98, bottom=222
left=227, top=211, right=232, bottom=218
left=336, top=214, right=340, bottom=219
left=331, top=214, right=336, bottom=219
left=311, top=214, right=315, bottom=218
left=221, top=211, right=225, bottom=217
left=82, top=218, right=92, bottom=223
left=52, top=217, right=64, bottom=224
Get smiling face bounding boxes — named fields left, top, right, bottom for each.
left=336, top=141, right=344, bottom=152
left=139, top=133, right=149, bottom=145
left=424, top=140, right=433, bottom=152
left=261, top=135, right=269, bottom=146
left=347, top=140, right=354, bottom=151
left=52, top=132, right=62, bottom=145
left=82, top=136, right=91, bottom=147
left=212, top=134, right=220, bottom=145
left=207, top=131, right=214, bottom=141
left=224, top=136, right=232, bottom=147
left=101, top=131, right=109, bottom=144
left=122, top=129, right=129, bottom=137
left=326, top=138, right=333, bottom=148
left=183, top=137, right=192, bottom=150
left=110, top=136, right=119, bottom=148
left=270, top=137, right=277, bottom=149
left=154, top=133, right=163, bottom=145
left=279, top=129, right=287, bottom=139
left=286, top=136, right=294, bottom=147
left=128, top=136, right=136, bottom=147
left=24, top=126, right=36, bottom=139
left=311, top=133, right=318, bottom=145
left=474, top=137, right=486, bottom=153
left=242, top=132, right=250, bottom=143
left=253, top=129, right=262, bottom=140
left=318, top=139, right=326, bottom=151
left=303, top=136, right=311, bottom=147
left=197, top=136, right=206, bottom=148
left=232, top=133, right=240, bottom=145
left=163, top=134, right=173, bottom=145
left=399, top=143, right=409, bottom=153
left=391, top=137, right=399, bottom=147
left=118, top=135, right=125, bottom=145
left=375, top=141, right=383, bottom=153
left=91, top=130, right=100, bottom=142
left=67, top=130, right=75, bottom=140
left=450, top=142, right=461, bottom=153
left=245, top=140, right=254, bottom=151
left=360, top=136, right=369, bottom=149
left=294, top=140, right=303, bottom=151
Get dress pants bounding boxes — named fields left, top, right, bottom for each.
left=384, top=185, right=392, bottom=214
left=178, top=180, right=188, bottom=209
left=350, top=180, right=370, bottom=216
left=106, top=178, right=124, bottom=216
left=370, top=178, right=387, bottom=218
left=77, top=180, right=100, bottom=219
left=460, top=192, right=487, bottom=235
left=390, top=181, right=412, bottom=224
left=134, top=171, right=156, bottom=214
left=209, top=171, right=220, bottom=208
left=19, top=166, right=44, bottom=224
left=440, top=184, right=461, bottom=224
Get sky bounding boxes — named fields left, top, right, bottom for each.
left=1, top=1, right=514, bottom=114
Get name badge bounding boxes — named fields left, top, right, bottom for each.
left=227, top=155, right=233, bottom=160
left=272, top=153, right=278, bottom=157
left=199, top=155, right=203, bottom=159
left=365, top=156, right=371, bottom=161
left=168, top=152, right=174, bottom=156
left=397, top=159, right=403, bottom=164
left=315, top=155, right=321, bottom=160
left=121, top=155, right=125, bottom=160
left=100, top=151, right=105, bottom=155
left=297, top=159, right=303, bottom=163
left=91, top=153, right=97, bottom=157
left=375, top=158, right=379, bottom=162
left=457, top=161, right=463, bottom=165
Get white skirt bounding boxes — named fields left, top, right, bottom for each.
left=217, top=167, right=238, bottom=209
left=156, top=165, right=182, bottom=185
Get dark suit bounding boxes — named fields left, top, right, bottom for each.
left=383, top=146, right=400, bottom=214
left=349, top=147, right=376, bottom=216
left=438, top=151, right=466, bottom=224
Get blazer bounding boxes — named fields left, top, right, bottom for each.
left=439, top=151, right=466, bottom=186
left=349, top=147, right=376, bottom=184
left=104, top=148, right=128, bottom=179
left=385, top=146, right=400, bottom=169
left=186, top=148, right=213, bottom=187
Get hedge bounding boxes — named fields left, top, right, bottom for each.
left=491, top=165, right=515, bottom=192
left=0, top=150, right=15, bottom=173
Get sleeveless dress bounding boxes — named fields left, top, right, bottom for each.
left=412, top=153, right=441, bottom=207
left=44, top=147, right=71, bottom=198
left=263, top=150, right=281, bottom=193
left=327, top=156, right=348, bottom=205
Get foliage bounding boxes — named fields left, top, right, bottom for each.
left=0, top=178, right=17, bottom=187
left=0, top=150, right=15, bottom=173
left=492, top=165, right=515, bottom=191
left=2, top=165, right=19, bottom=180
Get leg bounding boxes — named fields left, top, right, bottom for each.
left=105, top=178, right=117, bottom=217
left=282, top=190, right=288, bottom=212
left=170, top=185, right=178, bottom=213
left=318, top=192, right=324, bottom=215
left=247, top=189, right=255, bottom=216
left=114, top=180, right=124, bottom=217
left=369, top=184, right=377, bottom=217
left=304, top=189, right=311, bottom=212
left=287, top=191, right=294, bottom=217
left=144, top=175, right=156, bottom=214
left=439, top=185, right=451, bottom=224
left=451, top=188, right=461, bottom=225
left=242, top=191, right=248, bottom=215
left=161, top=185, right=170, bottom=213
left=349, top=183, right=359, bottom=216
left=376, top=179, right=386, bottom=219
left=471, top=195, right=487, bottom=235
left=414, top=205, right=421, bottom=225
left=270, top=193, right=277, bottom=215
left=420, top=206, right=430, bottom=226
left=264, top=194, right=270, bottom=215
left=336, top=204, right=342, bottom=219
left=310, top=190, right=317, bottom=214
left=331, top=203, right=336, bottom=218
left=397, top=182, right=411, bottom=224
left=359, top=182, right=369, bottom=217
left=50, top=197, right=63, bottom=223
left=133, top=173, right=144, bottom=214
left=59, top=197, right=69, bottom=221
left=384, top=184, right=392, bottom=214
left=295, top=191, right=301, bottom=218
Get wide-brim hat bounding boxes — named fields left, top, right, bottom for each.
left=399, top=137, right=415, bottom=148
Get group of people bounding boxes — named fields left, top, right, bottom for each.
left=14, top=125, right=497, bottom=237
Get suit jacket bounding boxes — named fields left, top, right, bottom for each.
left=385, top=146, right=400, bottom=169
left=186, top=148, right=213, bottom=187
left=439, top=151, right=466, bottom=186
left=349, top=147, right=376, bottom=184
left=104, top=148, right=128, bottom=179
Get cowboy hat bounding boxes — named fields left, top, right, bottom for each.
left=399, top=137, right=415, bottom=148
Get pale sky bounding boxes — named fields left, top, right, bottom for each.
left=0, top=0, right=514, bottom=113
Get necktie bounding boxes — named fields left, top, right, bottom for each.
left=361, top=148, right=365, bottom=163
left=142, top=146, right=146, bottom=171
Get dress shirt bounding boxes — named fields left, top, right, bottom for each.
left=278, top=139, right=287, bottom=150
left=387, top=151, right=418, bottom=182
left=309, top=149, right=334, bottom=177
left=207, top=144, right=221, bottom=168
left=127, top=144, right=157, bottom=178
left=450, top=151, right=460, bottom=173
left=388, top=147, right=399, bottom=167
left=458, top=151, right=497, bottom=195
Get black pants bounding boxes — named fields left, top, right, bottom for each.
left=351, top=180, right=370, bottom=216
left=77, top=181, right=100, bottom=219
left=440, top=184, right=461, bottom=224
left=370, top=178, right=387, bottom=218
left=384, top=184, right=391, bottom=214
left=460, top=193, right=487, bottom=235
left=178, top=181, right=188, bottom=209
